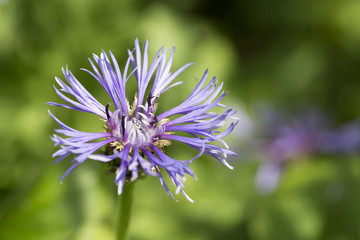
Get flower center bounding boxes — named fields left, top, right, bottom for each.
left=126, top=117, right=151, bottom=146
left=105, top=94, right=171, bottom=150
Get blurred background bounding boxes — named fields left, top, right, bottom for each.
left=1, top=0, right=360, bottom=239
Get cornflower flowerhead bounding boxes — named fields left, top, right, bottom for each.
left=48, top=39, right=237, bottom=202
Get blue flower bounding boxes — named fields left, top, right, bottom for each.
left=255, top=109, right=360, bottom=194
left=48, top=39, right=237, bottom=202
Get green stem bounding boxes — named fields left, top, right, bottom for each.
left=116, top=182, right=135, bottom=240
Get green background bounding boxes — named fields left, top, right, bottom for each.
left=1, top=0, right=360, bottom=239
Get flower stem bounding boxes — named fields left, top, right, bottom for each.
left=116, top=182, right=135, bottom=240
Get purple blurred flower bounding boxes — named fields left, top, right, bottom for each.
left=48, top=39, right=237, bottom=202
left=255, top=109, right=360, bottom=194
left=320, top=120, right=360, bottom=155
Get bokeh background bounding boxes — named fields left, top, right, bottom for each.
left=1, top=0, right=360, bottom=239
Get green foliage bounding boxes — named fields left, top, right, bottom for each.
left=1, top=0, right=360, bottom=239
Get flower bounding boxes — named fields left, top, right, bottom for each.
left=255, top=109, right=360, bottom=194
left=48, top=39, right=237, bottom=202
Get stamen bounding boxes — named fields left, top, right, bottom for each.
left=105, top=103, right=111, bottom=120
left=121, top=115, right=125, bottom=132
left=147, top=93, right=154, bottom=107
left=150, top=116, right=158, bottom=126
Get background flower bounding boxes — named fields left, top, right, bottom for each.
left=255, top=108, right=360, bottom=194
